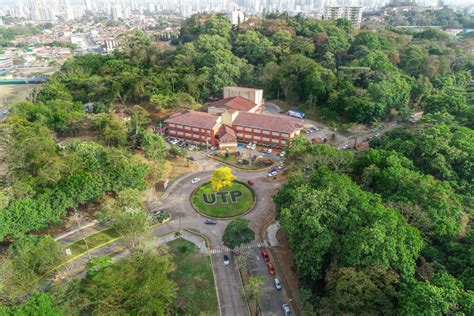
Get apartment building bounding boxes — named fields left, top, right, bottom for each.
left=324, top=5, right=363, bottom=27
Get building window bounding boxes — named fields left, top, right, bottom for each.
left=262, top=130, right=270, bottom=135
left=254, top=136, right=261, bottom=141
left=281, top=133, right=289, bottom=138
left=253, top=128, right=261, bottom=134
left=176, top=125, right=183, bottom=129
left=184, top=126, right=191, bottom=130
left=169, top=123, right=175, bottom=128
left=262, top=137, right=270, bottom=142
left=272, top=131, right=280, bottom=137
left=185, top=133, right=192, bottom=137
left=245, top=127, right=252, bottom=132
left=236, top=133, right=243, bottom=137
left=271, top=138, right=280, bottom=143
left=177, top=131, right=183, bottom=136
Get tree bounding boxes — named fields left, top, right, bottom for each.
left=400, top=272, right=472, bottom=315
left=1, top=293, right=61, bottom=315
left=222, top=218, right=255, bottom=249
left=128, top=105, right=150, bottom=147
left=0, top=236, right=64, bottom=302
left=79, top=248, right=176, bottom=315
left=143, top=130, right=167, bottom=161
left=244, top=276, right=266, bottom=305
left=320, top=266, right=399, bottom=315
left=210, top=167, right=236, bottom=191
left=101, top=189, right=150, bottom=250
left=274, top=168, right=423, bottom=281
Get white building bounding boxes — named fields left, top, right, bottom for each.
left=324, top=5, right=363, bottom=27
left=230, top=8, right=245, bottom=25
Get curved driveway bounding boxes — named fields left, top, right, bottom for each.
left=148, top=165, right=282, bottom=316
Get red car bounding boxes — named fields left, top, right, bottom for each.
left=247, top=179, right=254, bottom=186
left=267, top=263, right=276, bottom=275
left=261, top=250, right=270, bottom=262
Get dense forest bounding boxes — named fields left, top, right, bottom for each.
left=0, top=12, right=472, bottom=314
left=383, top=7, right=474, bottom=28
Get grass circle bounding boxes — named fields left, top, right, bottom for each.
left=191, top=181, right=255, bottom=218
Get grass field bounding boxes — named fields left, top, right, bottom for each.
left=192, top=181, right=255, bottom=217
left=169, top=239, right=218, bottom=315
left=66, top=228, right=121, bottom=256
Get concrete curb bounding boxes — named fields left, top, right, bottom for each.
left=53, top=220, right=99, bottom=241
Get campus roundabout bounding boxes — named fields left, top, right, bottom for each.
left=191, top=181, right=255, bottom=218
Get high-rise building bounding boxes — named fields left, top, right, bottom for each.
left=324, top=4, right=363, bottom=27
left=230, top=7, right=245, bottom=25
left=111, top=4, right=122, bottom=20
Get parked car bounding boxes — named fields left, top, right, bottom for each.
left=279, top=151, right=286, bottom=157
left=268, top=170, right=278, bottom=177
left=223, top=254, right=230, bottom=266
left=261, top=250, right=270, bottom=262
left=205, top=219, right=217, bottom=225
left=268, top=170, right=277, bottom=177
left=282, top=304, right=291, bottom=316
left=187, top=156, right=196, bottom=161
left=247, top=180, right=254, bottom=186
left=250, top=143, right=256, bottom=150
left=267, top=263, right=276, bottom=275
left=234, top=151, right=241, bottom=157
left=246, top=143, right=252, bottom=149
left=274, top=278, right=282, bottom=290
left=267, top=148, right=272, bottom=154
left=191, top=178, right=200, bottom=184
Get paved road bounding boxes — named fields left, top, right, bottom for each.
left=247, top=248, right=286, bottom=316
left=264, top=101, right=399, bottom=148
left=50, top=150, right=289, bottom=316
left=148, top=166, right=283, bottom=316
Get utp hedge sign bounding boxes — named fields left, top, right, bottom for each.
left=203, top=191, right=243, bottom=204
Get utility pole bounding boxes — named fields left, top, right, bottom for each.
left=320, top=116, right=325, bottom=126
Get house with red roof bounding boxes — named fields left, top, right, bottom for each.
left=165, top=87, right=303, bottom=150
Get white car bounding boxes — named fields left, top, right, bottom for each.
left=223, top=254, right=230, bottom=266
left=268, top=171, right=278, bottom=177
left=279, top=151, right=286, bottom=157
left=250, top=143, right=256, bottom=150
left=191, top=178, right=200, bottom=184
left=282, top=304, right=291, bottom=316
left=274, top=278, right=282, bottom=290
left=267, top=149, right=272, bottom=154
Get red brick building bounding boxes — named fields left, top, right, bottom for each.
left=165, top=87, right=303, bottom=150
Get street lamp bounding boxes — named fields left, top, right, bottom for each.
left=320, top=116, right=325, bottom=126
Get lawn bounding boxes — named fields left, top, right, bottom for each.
left=168, top=239, right=218, bottom=315
left=192, top=181, right=255, bottom=218
left=66, top=228, right=121, bottom=257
